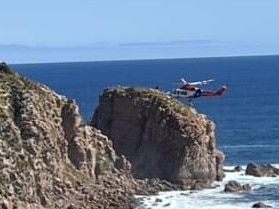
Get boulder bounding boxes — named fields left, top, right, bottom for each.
left=224, top=180, right=251, bottom=192
left=223, top=165, right=244, bottom=173
left=235, top=165, right=244, bottom=172
left=252, top=202, right=272, bottom=208
left=246, top=163, right=279, bottom=177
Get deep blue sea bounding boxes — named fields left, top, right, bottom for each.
left=11, top=56, right=279, bottom=208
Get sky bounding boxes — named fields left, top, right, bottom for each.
left=1, top=0, right=279, bottom=63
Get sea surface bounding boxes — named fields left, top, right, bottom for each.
left=11, top=55, right=279, bottom=208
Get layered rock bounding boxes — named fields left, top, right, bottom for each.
left=0, top=63, right=137, bottom=209
left=90, top=87, right=225, bottom=189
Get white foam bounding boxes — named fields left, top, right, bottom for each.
left=136, top=167, right=279, bottom=209
left=137, top=190, right=255, bottom=209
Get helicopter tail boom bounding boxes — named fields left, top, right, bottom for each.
left=201, top=85, right=227, bottom=96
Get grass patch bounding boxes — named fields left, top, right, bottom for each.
left=63, top=162, right=90, bottom=183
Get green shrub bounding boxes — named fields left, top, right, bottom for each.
left=0, top=62, right=13, bottom=74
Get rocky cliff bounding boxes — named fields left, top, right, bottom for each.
left=0, top=62, right=225, bottom=209
left=90, top=87, right=225, bottom=189
left=0, top=63, right=138, bottom=209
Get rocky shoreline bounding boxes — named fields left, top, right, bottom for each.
left=139, top=163, right=279, bottom=209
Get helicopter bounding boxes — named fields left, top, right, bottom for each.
left=166, top=78, right=227, bottom=104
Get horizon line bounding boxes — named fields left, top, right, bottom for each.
left=9, top=53, right=279, bottom=66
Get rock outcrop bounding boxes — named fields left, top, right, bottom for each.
left=0, top=63, right=138, bottom=209
left=224, top=181, right=251, bottom=193
left=246, top=163, right=279, bottom=177
left=90, top=87, right=225, bottom=189
left=252, top=202, right=272, bottom=208
left=223, top=165, right=244, bottom=173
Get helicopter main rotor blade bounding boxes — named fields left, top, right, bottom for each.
left=188, top=79, right=214, bottom=85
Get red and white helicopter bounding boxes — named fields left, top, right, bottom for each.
left=167, top=78, right=227, bottom=104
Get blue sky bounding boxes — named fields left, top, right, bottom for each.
left=1, top=0, right=279, bottom=63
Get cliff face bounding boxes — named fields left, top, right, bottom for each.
left=0, top=63, right=225, bottom=208
left=90, top=87, right=225, bottom=189
left=0, top=64, right=135, bottom=209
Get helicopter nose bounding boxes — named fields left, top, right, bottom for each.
left=222, top=85, right=228, bottom=89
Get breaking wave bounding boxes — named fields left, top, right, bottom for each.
left=136, top=165, right=279, bottom=209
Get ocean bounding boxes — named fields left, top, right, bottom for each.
left=11, top=55, right=279, bottom=208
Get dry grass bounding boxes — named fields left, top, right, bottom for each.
left=103, top=86, right=197, bottom=118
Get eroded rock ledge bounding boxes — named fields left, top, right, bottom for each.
left=90, top=87, right=225, bottom=189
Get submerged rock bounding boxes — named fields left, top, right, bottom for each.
left=90, top=86, right=225, bottom=189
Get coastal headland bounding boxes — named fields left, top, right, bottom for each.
left=0, top=63, right=224, bottom=208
